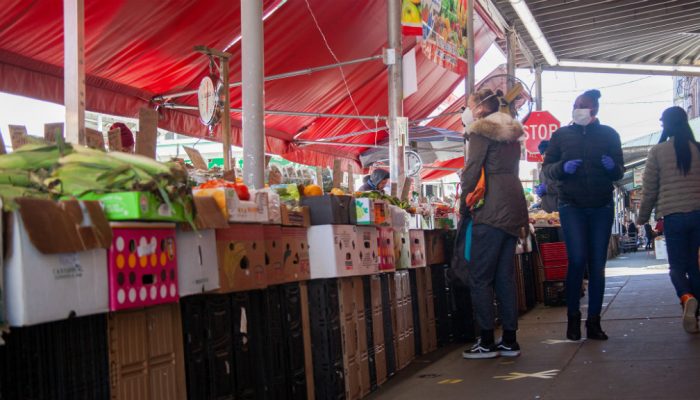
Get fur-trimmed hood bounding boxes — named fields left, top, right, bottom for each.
left=467, top=112, right=524, bottom=142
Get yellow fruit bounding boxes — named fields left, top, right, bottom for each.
left=402, top=1, right=421, bottom=24
left=330, top=188, right=345, bottom=196
left=304, top=185, right=323, bottom=197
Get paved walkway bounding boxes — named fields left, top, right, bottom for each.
left=369, top=251, right=700, bottom=400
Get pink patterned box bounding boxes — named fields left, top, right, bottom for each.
left=108, top=223, right=178, bottom=311
left=377, top=227, right=396, bottom=272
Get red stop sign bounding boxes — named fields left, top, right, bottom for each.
left=522, top=111, right=560, bottom=162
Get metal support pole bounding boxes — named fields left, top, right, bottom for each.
left=387, top=0, right=405, bottom=194
left=464, top=0, right=475, bottom=161
left=64, top=0, right=85, bottom=145
left=241, top=0, right=265, bottom=189
left=222, top=56, right=232, bottom=171
left=506, top=26, right=517, bottom=91
left=535, top=64, right=543, bottom=111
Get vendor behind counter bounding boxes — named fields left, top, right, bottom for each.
left=358, top=168, right=390, bottom=192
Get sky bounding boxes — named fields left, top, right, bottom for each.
left=0, top=44, right=675, bottom=150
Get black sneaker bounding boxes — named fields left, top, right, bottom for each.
left=496, top=341, right=521, bottom=357
left=462, top=339, right=498, bottom=359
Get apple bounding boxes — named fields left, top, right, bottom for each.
left=402, top=0, right=421, bottom=24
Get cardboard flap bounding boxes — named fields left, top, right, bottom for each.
left=15, top=198, right=112, bottom=254
left=193, top=196, right=228, bottom=229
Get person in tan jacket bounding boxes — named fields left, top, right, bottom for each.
left=459, top=88, right=529, bottom=359
left=638, top=106, right=700, bottom=333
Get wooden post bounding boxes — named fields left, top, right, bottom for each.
left=64, top=0, right=85, bottom=145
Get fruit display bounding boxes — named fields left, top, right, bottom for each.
left=354, top=190, right=411, bottom=211
left=303, top=184, right=323, bottom=197
left=529, top=211, right=561, bottom=227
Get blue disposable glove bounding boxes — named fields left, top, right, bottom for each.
left=563, top=159, right=583, bottom=175
left=601, top=155, right=615, bottom=171
left=535, top=183, right=547, bottom=197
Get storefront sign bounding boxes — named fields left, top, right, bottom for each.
left=420, top=0, right=469, bottom=74
left=633, top=167, right=644, bottom=188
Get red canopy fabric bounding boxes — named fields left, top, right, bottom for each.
left=0, top=0, right=499, bottom=171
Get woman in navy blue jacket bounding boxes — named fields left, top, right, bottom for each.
left=543, top=89, right=624, bottom=341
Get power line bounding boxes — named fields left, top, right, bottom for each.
left=546, top=76, right=654, bottom=94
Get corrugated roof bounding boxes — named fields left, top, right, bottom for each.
left=491, top=0, right=700, bottom=70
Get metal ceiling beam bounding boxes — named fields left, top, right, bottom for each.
left=537, top=0, right=693, bottom=27
left=663, top=38, right=700, bottom=64
left=546, top=12, right=700, bottom=46
left=542, top=64, right=700, bottom=78
left=559, top=35, right=675, bottom=60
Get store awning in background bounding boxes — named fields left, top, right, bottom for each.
left=0, top=0, right=501, bottom=171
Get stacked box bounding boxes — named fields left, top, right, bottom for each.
left=379, top=274, right=397, bottom=378
left=108, top=223, right=179, bottom=311
left=393, top=271, right=415, bottom=370
left=0, top=314, right=109, bottom=400
left=414, top=268, right=437, bottom=354
left=368, top=275, right=387, bottom=386
left=393, top=230, right=411, bottom=270
left=282, top=227, right=311, bottom=283
left=301, top=195, right=356, bottom=225
left=408, top=269, right=423, bottom=356
left=263, top=225, right=286, bottom=285
left=307, top=279, right=345, bottom=400
left=408, top=230, right=427, bottom=268
left=337, top=277, right=364, bottom=400
left=377, top=227, right=396, bottom=272
left=307, top=225, right=360, bottom=278
left=216, top=225, right=266, bottom=292
left=176, top=228, right=220, bottom=297
left=356, top=226, right=379, bottom=276
left=424, top=230, right=447, bottom=265
left=299, top=282, right=316, bottom=400
left=108, top=303, right=187, bottom=400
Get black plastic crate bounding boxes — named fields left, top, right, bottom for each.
left=361, top=276, right=378, bottom=392
left=280, top=283, right=307, bottom=400
left=452, top=285, right=477, bottom=343
left=521, top=254, right=537, bottom=310
left=260, top=287, right=288, bottom=400
left=544, top=280, right=567, bottom=307
left=534, top=227, right=564, bottom=245
left=308, top=279, right=345, bottom=400
left=408, top=269, right=422, bottom=356
left=0, top=314, right=109, bottom=400
left=232, top=291, right=264, bottom=400
left=430, top=264, right=455, bottom=347
left=379, top=273, right=397, bottom=378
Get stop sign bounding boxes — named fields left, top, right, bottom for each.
left=522, top=111, right=560, bottom=162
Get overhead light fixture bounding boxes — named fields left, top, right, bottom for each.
left=509, top=0, right=558, bottom=66
left=558, top=60, right=700, bottom=74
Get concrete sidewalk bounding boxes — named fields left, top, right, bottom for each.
left=368, top=252, right=700, bottom=400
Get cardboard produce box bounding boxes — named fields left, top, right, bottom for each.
left=280, top=204, right=311, bottom=227
left=393, top=230, right=411, bottom=270
left=281, top=226, right=311, bottom=282
left=80, top=191, right=188, bottom=222
left=108, top=222, right=179, bottom=311
left=423, top=230, right=447, bottom=265
left=264, top=225, right=286, bottom=285
left=377, top=227, right=396, bottom=272
left=307, top=225, right=360, bottom=279
left=355, top=199, right=390, bottom=226
left=176, top=197, right=228, bottom=297
left=193, top=187, right=269, bottom=223
left=409, top=230, right=427, bottom=268
left=216, top=224, right=266, bottom=292
left=4, top=199, right=111, bottom=326
left=355, top=226, right=379, bottom=276
left=301, top=195, right=357, bottom=225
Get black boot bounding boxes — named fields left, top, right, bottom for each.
left=567, top=311, right=581, bottom=341
left=586, top=316, right=608, bottom=340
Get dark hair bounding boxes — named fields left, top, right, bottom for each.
left=581, top=89, right=601, bottom=107
left=470, top=88, right=503, bottom=116
left=658, top=106, right=700, bottom=175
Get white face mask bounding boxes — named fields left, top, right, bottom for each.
left=572, top=108, right=593, bottom=126
left=461, top=107, right=474, bottom=128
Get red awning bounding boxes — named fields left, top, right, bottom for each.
left=0, top=0, right=500, bottom=171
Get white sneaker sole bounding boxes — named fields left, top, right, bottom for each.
left=682, top=297, right=699, bottom=333
left=499, top=350, right=521, bottom=357
left=462, top=351, right=499, bottom=359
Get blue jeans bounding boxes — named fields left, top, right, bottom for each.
left=559, top=202, right=614, bottom=316
left=467, top=224, right=518, bottom=332
left=664, top=211, right=700, bottom=299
